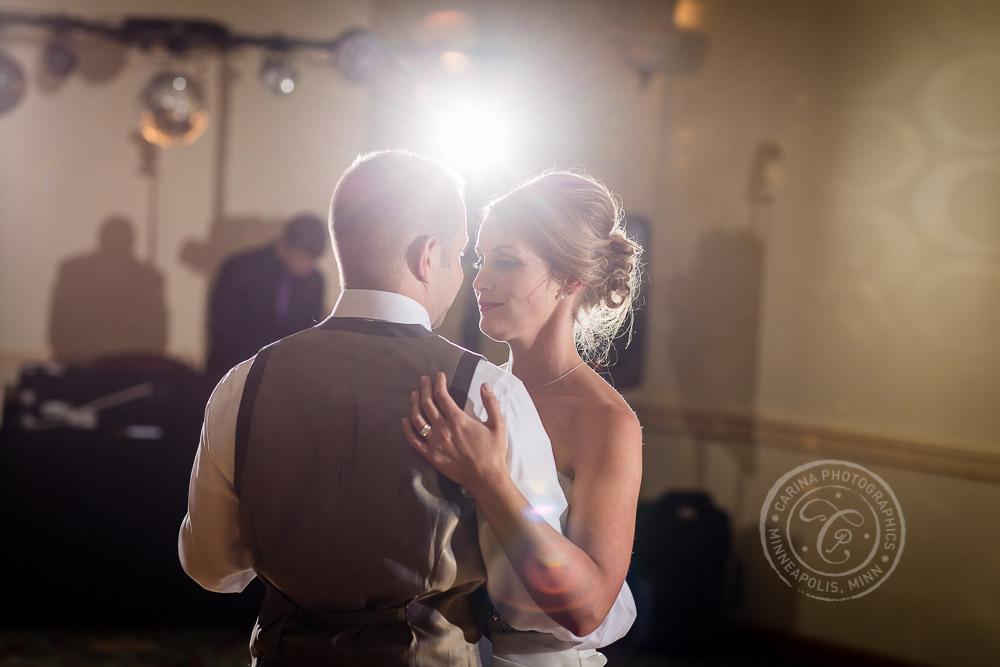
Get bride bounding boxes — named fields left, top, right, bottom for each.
left=403, top=170, right=644, bottom=665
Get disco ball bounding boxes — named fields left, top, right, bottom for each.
left=139, top=72, right=209, bottom=148
left=0, top=51, right=27, bottom=115
left=333, top=29, right=389, bottom=84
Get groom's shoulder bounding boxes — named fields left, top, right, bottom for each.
left=430, top=336, right=526, bottom=398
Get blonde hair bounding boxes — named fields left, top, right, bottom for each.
left=330, top=150, right=466, bottom=289
left=482, top=169, right=643, bottom=364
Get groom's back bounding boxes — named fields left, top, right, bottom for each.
left=236, top=318, right=488, bottom=665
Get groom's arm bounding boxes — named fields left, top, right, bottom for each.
left=465, top=361, right=572, bottom=633
left=178, top=361, right=257, bottom=593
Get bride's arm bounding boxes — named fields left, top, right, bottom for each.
left=548, top=394, right=642, bottom=644
left=403, top=372, right=642, bottom=638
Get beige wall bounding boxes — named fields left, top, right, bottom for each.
left=0, top=0, right=373, bottom=376
left=634, top=1, right=1000, bottom=664
left=2, top=0, right=999, bottom=665
left=636, top=0, right=1000, bottom=450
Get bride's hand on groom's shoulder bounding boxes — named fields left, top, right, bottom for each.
left=402, top=372, right=507, bottom=494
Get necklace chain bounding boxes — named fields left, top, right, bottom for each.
left=527, top=362, right=585, bottom=394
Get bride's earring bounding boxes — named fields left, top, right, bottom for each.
left=559, top=293, right=566, bottom=301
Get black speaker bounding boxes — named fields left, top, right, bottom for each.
left=630, top=491, right=737, bottom=650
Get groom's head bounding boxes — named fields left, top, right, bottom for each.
left=329, top=150, right=468, bottom=328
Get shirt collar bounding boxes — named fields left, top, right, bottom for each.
left=330, top=289, right=432, bottom=330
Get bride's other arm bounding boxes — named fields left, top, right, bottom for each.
left=403, top=372, right=641, bottom=637
left=555, top=394, right=642, bottom=638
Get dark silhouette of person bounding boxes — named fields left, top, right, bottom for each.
left=49, top=215, right=167, bottom=363
left=205, top=214, right=326, bottom=381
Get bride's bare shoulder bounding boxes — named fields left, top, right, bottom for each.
left=583, top=368, right=638, bottom=415
left=570, top=372, right=642, bottom=452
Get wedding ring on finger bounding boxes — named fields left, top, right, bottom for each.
left=419, top=423, right=432, bottom=438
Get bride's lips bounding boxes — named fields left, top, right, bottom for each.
left=478, top=301, right=502, bottom=314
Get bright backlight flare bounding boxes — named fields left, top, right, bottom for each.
left=430, top=100, right=514, bottom=168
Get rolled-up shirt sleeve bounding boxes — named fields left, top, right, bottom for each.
left=178, top=361, right=256, bottom=593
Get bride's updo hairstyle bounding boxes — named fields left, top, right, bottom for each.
left=482, top=169, right=643, bottom=364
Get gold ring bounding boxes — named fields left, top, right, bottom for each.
left=419, top=423, right=432, bottom=438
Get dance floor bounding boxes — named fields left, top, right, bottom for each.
left=0, top=624, right=916, bottom=666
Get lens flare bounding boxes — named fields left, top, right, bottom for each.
left=524, top=552, right=571, bottom=595
left=429, top=98, right=515, bottom=171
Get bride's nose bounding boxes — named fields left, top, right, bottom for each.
left=472, top=266, right=490, bottom=293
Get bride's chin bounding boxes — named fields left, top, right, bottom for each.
left=478, top=319, right=505, bottom=343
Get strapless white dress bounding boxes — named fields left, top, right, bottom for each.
left=492, top=473, right=636, bottom=666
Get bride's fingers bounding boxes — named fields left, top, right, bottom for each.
left=409, top=389, right=432, bottom=434
left=401, top=418, right=432, bottom=460
left=433, top=372, right=464, bottom=423
left=481, top=383, right=504, bottom=433
left=418, top=375, right=443, bottom=425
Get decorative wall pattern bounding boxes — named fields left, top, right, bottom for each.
left=752, top=0, right=1000, bottom=450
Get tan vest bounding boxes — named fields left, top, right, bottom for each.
left=235, top=317, right=489, bottom=666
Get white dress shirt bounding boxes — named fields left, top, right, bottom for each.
left=178, top=289, right=634, bottom=644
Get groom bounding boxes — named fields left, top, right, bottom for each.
left=178, top=150, right=568, bottom=665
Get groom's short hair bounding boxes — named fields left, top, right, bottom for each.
left=329, top=150, right=466, bottom=289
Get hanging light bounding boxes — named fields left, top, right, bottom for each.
left=42, top=38, right=78, bottom=78
left=138, top=71, right=209, bottom=147
left=0, top=50, right=27, bottom=115
left=258, top=52, right=297, bottom=97
left=333, top=29, right=389, bottom=84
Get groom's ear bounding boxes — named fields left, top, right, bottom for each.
left=409, top=234, right=439, bottom=284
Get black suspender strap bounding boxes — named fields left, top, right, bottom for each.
left=448, top=351, right=483, bottom=407
left=234, top=344, right=274, bottom=499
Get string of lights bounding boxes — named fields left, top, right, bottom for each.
left=0, top=8, right=391, bottom=145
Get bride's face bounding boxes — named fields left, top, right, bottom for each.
left=472, top=217, right=562, bottom=345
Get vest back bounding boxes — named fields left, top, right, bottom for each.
left=236, top=318, right=488, bottom=666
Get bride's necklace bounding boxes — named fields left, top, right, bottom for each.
left=527, top=362, right=585, bottom=394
